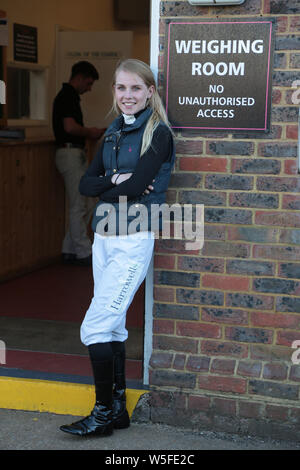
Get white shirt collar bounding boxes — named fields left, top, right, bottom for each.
left=122, top=113, right=136, bottom=125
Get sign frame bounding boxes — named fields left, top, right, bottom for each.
left=14, top=23, right=38, bottom=63
left=165, top=18, right=275, bottom=133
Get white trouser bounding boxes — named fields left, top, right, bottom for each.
left=80, top=232, right=154, bottom=345
left=55, top=147, right=95, bottom=259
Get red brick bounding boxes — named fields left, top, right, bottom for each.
left=284, top=159, right=298, bottom=175
left=198, top=375, right=247, bottom=394
left=251, top=311, right=300, bottom=329
left=159, top=20, right=166, bottom=35
left=201, top=340, right=248, bottom=358
left=285, top=89, right=296, bottom=105
left=266, top=405, right=289, bottom=421
left=165, top=190, right=176, bottom=204
left=253, top=245, right=300, bottom=261
left=237, top=360, right=262, bottom=378
left=179, top=157, right=227, bottom=172
left=202, top=274, right=249, bottom=291
left=186, top=355, right=210, bottom=372
left=227, top=226, right=277, bottom=243
left=150, top=390, right=186, bottom=409
left=202, top=241, right=250, bottom=259
left=155, top=239, right=199, bottom=255
left=173, top=354, right=186, bottom=370
left=290, top=365, right=300, bottom=382
left=282, top=194, right=300, bottom=210
left=279, top=261, right=300, bottom=278
left=188, top=395, right=211, bottom=411
left=263, top=363, right=288, bottom=381
left=286, top=125, right=298, bottom=140
left=176, top=140, right=203, bottom=155
left=176, top=321, right=221, bottom=339
left=276, top=330, right=300, bottom=347
left=272, top=89, right=282, bottom=104
left=276, top=16, right=289, bottom=33
left=210, top=358, right=236, bottom=375
left=153, top=335, right=198, bottom=354
left=153, top=319, right=175, bottom=335
left=263, top=0, right=270, bottom=13
left=255, top=211, right=300, bottom=228
left=204, top=225, right=226, bottom=241
left=239, top=401, right=263, bottom=419
left=206, top=140, right=253, bottom=156
left=226, top=292, right=274, bottom=311
left=150, top=352, right=173, bottom=369
left=258, top=142, right=297, bottom=158
left=201, top=307, right=249, bottom=325
left=290, top=16, right=300, bottom=32
left=154, top=287, right=175, bottom=302
left=154, top=254, right=176, bottom=270
left=213, top=398, right=237, bottom=416
left=290, top=407, right=300, bottom=423
left=226, top=326, right=273, bottom=344
left=158, top=54, right=164, bottom=71
left=257, top=176, right=300, bottom=192
left=250, top=344, right=291, bottom=362
left=151, top=370, right=196, bottom=389
left=178, top=256, right=224, bottom=273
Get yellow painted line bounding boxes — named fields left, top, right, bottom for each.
left=0, top=376, right=145, bottom=417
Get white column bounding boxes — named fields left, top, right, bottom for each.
left=143, top=0, right=160, bottom=386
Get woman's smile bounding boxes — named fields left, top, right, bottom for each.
left=114, top=70, right=154, bottom=115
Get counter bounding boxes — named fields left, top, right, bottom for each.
left=0, top=138, right=65, bottom=281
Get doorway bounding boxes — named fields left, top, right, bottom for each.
left=0, top=25, right=151, bottom=388
left=0, top=263, right=145, bottom=385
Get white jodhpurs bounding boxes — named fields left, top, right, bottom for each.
left=80, top=232, right=155, bottom=346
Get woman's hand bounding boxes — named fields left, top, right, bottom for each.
left=111, top=173, right=132, bottom=185
left=111, top=173, right=155, bottom=194
left=143, top=180, right=155, bottom=195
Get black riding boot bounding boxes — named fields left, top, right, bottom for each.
left=60, top=343, right=114, bottom=437
left=111, top=341, right=130, bottom=429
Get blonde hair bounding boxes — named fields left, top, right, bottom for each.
left=112, top=59, right=172, bottom=156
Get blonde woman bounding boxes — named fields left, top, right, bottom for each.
left=60, top=59, right=175, bottom=437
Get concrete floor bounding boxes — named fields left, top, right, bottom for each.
left=0, top=316, right=143, bottom=359
left=1, top=408, right=300, bottom=451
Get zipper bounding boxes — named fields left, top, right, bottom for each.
left=115, top=130, right=122, bottom=148
left=111, top=130, right=122, bottom=173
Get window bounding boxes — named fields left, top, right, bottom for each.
left=6, top=63, right=48, bottom=125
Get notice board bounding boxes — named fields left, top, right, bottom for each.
left=165, top=19, right=275, bottom=132
left=14, top=23, right=38, bottom=63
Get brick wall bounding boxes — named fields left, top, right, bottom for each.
left=149, top=0, right=300, bottom=440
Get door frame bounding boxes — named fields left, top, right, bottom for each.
left=143, top=0, right=160, bottom=385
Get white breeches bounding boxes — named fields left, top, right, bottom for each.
left=80, top=232, right=154, bottom=346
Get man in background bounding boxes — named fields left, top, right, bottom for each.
left=53, top=61, right=104, bottom=266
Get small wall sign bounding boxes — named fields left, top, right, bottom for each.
left=14, top=23, right=38, bottom=63
left=165, top=19, right=275, bottom=132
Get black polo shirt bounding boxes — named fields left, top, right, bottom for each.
left=52, top=83, right=85, bottom=147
